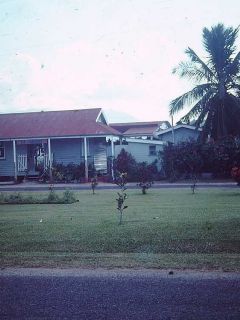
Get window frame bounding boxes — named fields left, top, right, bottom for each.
left=0, top=143, right=5, bottom=160
left=149, top=145, right=157, bottom=156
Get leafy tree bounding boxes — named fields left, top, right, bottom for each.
left=170, top=23, right=240, bottom=141
left=160, top=141, right=203, bottom=181
left=114, top=148, right=138, bottom=181
left=114, top=149, right=160, bottom=182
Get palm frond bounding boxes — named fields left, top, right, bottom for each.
left=203, top=24, right=239, bottom=79
left=229, top=83, right=240, bottom=96
left=225, top=52, right=240, bottom=85
left=180, top=90, right=216, bottom=126
left=173, top=61, right=213, bottom=83
left=169, top=83, right=213, bottom=115
left=202, top=94, right=240, bottom=140
left=171, top=23, right=240, bottom=140
left=185, top=47, right=216, bottom=81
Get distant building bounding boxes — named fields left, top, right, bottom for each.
left=155, top=124, right=202, bottom=144
left=110, top=121, right=171, bottom=165
left=110, top=121, right=171, bottom=140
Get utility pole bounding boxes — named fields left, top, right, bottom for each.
left=171, top=115, right=175, bottom=144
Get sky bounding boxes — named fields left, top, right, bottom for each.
left=0, top=0, right=240, bottom=123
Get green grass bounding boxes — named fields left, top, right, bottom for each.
left=1, top=188, right=240, bottom=270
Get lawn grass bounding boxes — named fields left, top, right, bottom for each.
left=1, top=188, right=240, bottom=270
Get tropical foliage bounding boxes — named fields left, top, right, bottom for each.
left=114, top=148, right=159, bottom=182
left=160, top=136, right=240, bottom=180
left=39, top=162, right=96, bottom=183
left=170, top=23, right=240, bottom=141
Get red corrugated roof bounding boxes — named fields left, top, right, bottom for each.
left=0, top=108, right=121, bottom=139
left=110, top=121, right=171, bottom=135
left=122, top=126, right=160, bottom=135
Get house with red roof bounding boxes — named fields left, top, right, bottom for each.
left=0, top=108, right=120, bottom=181
left=110, top=121, right=170, bottom=165
left=1, top=108, right=192, bottom=182
left=110, top=120, right=170, bottom=139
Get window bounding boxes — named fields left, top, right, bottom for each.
left=0, top=143, right=5, bottom=159
left=149, top=145, right=156, bottom=156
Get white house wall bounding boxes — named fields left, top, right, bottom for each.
left=160, top=127, right=200, bottom=143
left=0, top=141, right=14, bottom=176
left=115, top=142, right=163, bottom=164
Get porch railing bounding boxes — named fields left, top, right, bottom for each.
left=17, top=154, right=28, bottom=172
left=17, top=153, right=53, bottom=173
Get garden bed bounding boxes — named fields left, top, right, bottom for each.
left=0, top=190, right=78, bottom=205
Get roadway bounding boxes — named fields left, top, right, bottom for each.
left=1, top=268, right=240, bottom=319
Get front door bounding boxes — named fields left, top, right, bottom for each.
left=27, top=145, right=37, bottom=175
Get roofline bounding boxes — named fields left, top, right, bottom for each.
left=157, top=124, right=202, bottom=136
left=0, top=107, right=102, bottom=116
left=125, top=138, right=165, bottom=145
left=110, top=121, right=169, bottom=126
left=0, top=134, right=120, bottom=141
left=96, top=108, right=109, bottom=126
left=122, top=133, right=154, bottom=137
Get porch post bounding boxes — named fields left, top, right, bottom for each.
left=111, top=138, right=115, bottom=181
left=84, top=137, right=88, bottom=182
left=13, top=140, right=17, bottom=182
left=48, top=138, right=52, bottom=181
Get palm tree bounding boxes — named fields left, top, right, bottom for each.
left=170, top=23, right=240, bottom=141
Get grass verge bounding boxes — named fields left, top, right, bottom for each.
left=1, top=188, right=240, bottom=270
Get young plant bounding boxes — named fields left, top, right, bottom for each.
left=137, top=181, right=153, bottom=194
left=91, top=176, right=98, bottom=194
left=137, top=162, right=154, bottom=194
left=190, top=174, right=197, bottom=194
left=115, top=172, right=128, bottom=225
left=47, top=184, right=59, bottom=202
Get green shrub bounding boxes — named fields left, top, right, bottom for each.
left=114, top=149, right=159, bottom=182
left=47, top=190, right=59, bottom=202
left=62, top=189, right=77, bottom=203
left=160, top=136, right=240, bottom=181
left=0, top=190, right=78, bottom=205
left=114, top=148, right=138, bottom=181
left=8, top=193, right=23, bottom=203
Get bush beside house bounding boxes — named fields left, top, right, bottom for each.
left=39, top=162, right=97, bottom=183
left=160, top=136, right=240, bottom=181
left=114, top=148, right=160, bottom=182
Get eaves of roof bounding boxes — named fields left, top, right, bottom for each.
left=0, top=108, right=121, bottom=139
left=157, top=125, right=202, bottom=136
